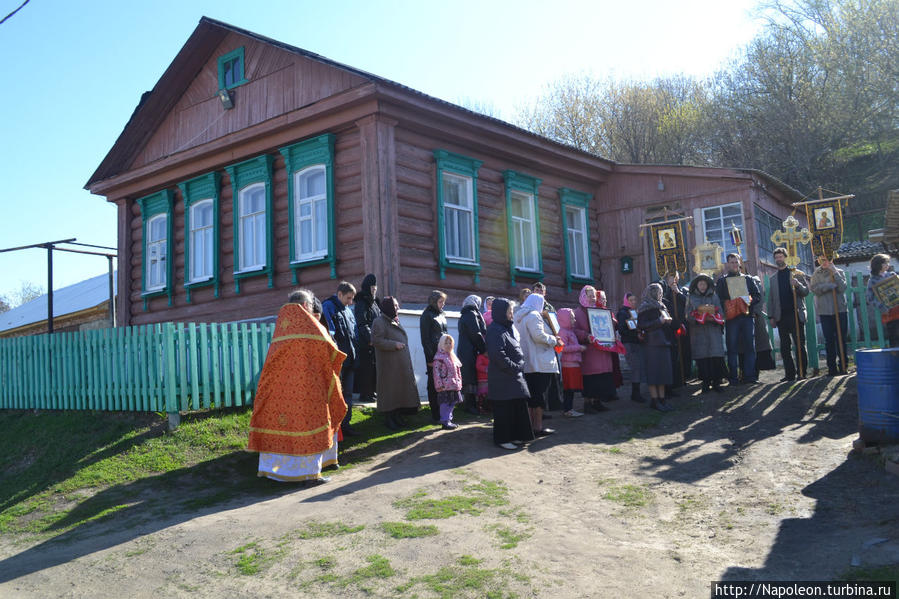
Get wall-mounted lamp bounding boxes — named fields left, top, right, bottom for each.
left=657, top=178, right=665, bottom=192
left=217, top=88, right=234, bottom=110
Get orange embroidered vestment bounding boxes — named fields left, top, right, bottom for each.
left=247, top=304, right=347, bottom=456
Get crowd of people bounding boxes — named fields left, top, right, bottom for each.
left=246, top=251, right=898, bottom=483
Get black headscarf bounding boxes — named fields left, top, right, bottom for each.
left=356, top=273, right=377, bottom=306
left=491, top=297, right=513, bottom=328
left=380, top=296, right=399, bottom=321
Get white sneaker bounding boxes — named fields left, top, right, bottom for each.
left=563, top=410, right=583, bottom=418
left=498, top=442, right=518, bottom=450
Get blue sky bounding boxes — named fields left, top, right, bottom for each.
left=0, top=0, right=763, bottom=303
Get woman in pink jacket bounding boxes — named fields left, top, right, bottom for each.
left=573, top=285, right=616, bottom=412
left=432, top=333, right=463, bottom=430
left=557, top=308, right=585, bottom=417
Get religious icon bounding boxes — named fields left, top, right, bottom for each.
left=658, top=228, right=676, bottom=249
left=871, top=273, right=899, bottom=310
left=815, top=207, right=835, bottom=230
left=692, top=242, right=724, bottom=277
left=545, top=312, right=560, bottom=335
left=587, top=308, right=616, bottom=343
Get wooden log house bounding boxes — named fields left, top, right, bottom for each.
left=87, top=17, right=806, bottom=326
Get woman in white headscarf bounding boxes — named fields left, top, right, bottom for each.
left=513, top=292, right=561, bottom=436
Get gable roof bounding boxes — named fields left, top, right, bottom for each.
left=0, top=272, right=117, bottom=334
left=86, top=17, right=614, bottom=190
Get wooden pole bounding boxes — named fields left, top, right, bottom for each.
left=790, top=269, right=805, bottom=377
left=664, top=255, right=687, bottom=386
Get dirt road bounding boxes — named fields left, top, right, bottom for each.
left=1, top=370, right=897, bottom=598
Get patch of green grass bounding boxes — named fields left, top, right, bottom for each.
left=0, top=406, right=443, bottom=540
left=396, top=555, right=527, bottom=599
left=292, top=521, right=365, bottom=539
left=315, top=556, right=336, bottom=570
left=498, top=507, right=530, bottom=524
left=612, top=411, right=663, bottom=439
left=604, top=446, right=623, bottom=454
left=766, top=502, right=783, bottom=516
left=600, top=480, right=652, bottom=507
left=381, top=521, right=439, bottom=538
left=0, top=408, right=258, bottom=537
left=394, top=478, right=509, bottom=520
left=487, top=524, right=531, bottom=549
left=231, top=542, right=262, bottom=575
left=229, top=540, right=288, bottom=576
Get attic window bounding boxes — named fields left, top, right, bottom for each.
left=218, top=47, right=247, bottom=90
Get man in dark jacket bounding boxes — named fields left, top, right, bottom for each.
left=420, top=290, right=448, bottom=422
left=766, top=248, right=810, bottom=381
left=662, top=272, right=691, bottom=391
left=323, top=281, right=359, bottom=435
left=353, top=274, right=380, bottom=403
left=716, top=254, right=762, bottom=385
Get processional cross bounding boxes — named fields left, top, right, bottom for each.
left=770, top=215, right=811, bottom=268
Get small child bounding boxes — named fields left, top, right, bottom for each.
left=557, top=308, right=585, bottom=417
left=432, top=333, right=463, bottom=430
left=475, top=352, right=490, bottom=413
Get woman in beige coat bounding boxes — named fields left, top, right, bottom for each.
left=371, top=296, right=421, bottom=429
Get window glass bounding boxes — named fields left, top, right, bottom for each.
left=703, top=203, right=744, bottom=258
left=190, top=200, right=214, bottom=281
left=147, top=214, right=167, bottom=289
left=239, top=184, right=266, bottom=270
left=442, top=173, right=475, bottom=261
left=294, top=166, right=328, bottom=261
left=566, top=206, right=588, bottom=278
left=223, top=57, right=241, bottom=88
left=510, top=191, right=537, bottom=271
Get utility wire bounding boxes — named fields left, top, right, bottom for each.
left=0, top=0, right=30, bottom=26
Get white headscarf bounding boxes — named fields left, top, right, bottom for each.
left=462, top=294, right=481, bottom=310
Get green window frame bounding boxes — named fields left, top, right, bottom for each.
left=560, top=188, right=594, bottom=292
left=137, top=189, right=174, bottom=310
left=179, top=172, right=221, bottom=303
left=225, top=155, right=274, bottom=293
left=504, top=170, right=543, bottom=286
left=279, top=133, right=337, bottom=283
left=217, top=46, right=248, bottom=90
left=434, top=149, right=482, bottom=283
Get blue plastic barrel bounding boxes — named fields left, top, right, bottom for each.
left=855, top=348, right=899, bottom=443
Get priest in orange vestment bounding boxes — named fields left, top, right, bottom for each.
left=248, top=295, right=348, bottom=482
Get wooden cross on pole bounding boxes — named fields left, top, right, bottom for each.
left=770, top=216, right=811, bottom=268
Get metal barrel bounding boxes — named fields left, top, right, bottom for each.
left=855, top=348, right=899, bottom=443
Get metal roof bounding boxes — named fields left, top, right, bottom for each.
left=0, top=272, right=116, bottom=333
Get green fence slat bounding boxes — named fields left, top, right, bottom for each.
left=173, top=323, right=185, bottom=412
left=219, top=324, right=231, bottom=408
left=163, top=323, right=177, bottom=414
left=49, top=334, right=58, bottom=410
left=138, top=325, right=148, bottom=411
left=0, top=339, right=8, bottom=408
left=234, top=323, right=245, bottom=407
left=108, top=327, right=118, bottom=410
left=198, top=324, right=211, bottom=409
left=188, top=323, right=199, bottom=411
left=211, top=324, right=223, bottom=409
left=14, top=337, right=21, bottom=408
left=239, top=323, right=251, bottom=405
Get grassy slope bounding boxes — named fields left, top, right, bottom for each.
left=0, top=406, right=445, bottom=538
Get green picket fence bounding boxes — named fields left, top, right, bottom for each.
left=763, top=272, right=888, bottom=369
left=0, top=322, right=275, bottom=413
